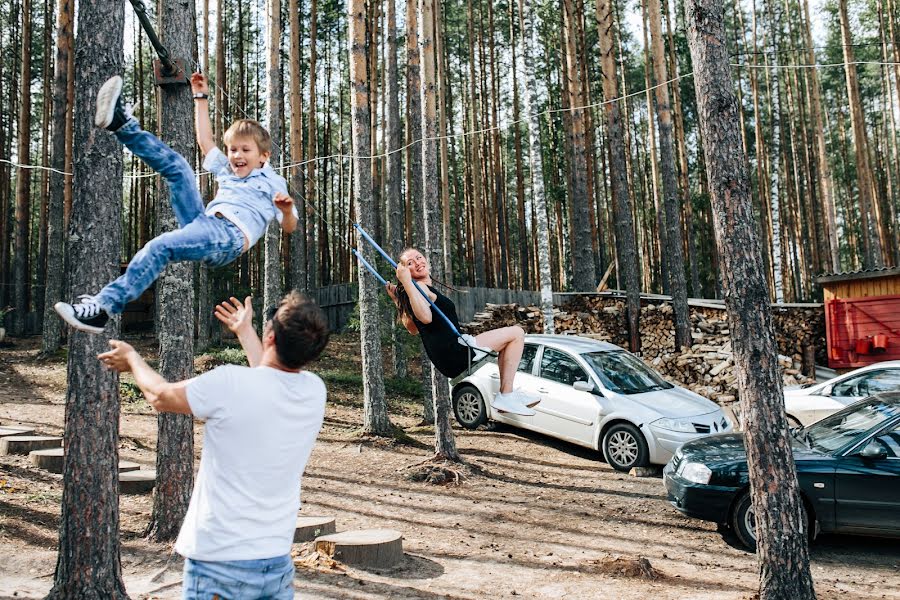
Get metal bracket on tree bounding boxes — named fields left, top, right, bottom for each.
left=127, top=0, right=189, bottom=87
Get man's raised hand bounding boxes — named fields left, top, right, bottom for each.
left=215, top=296, right=254, bottom=335
left=98, top=340, right=137, bottom=373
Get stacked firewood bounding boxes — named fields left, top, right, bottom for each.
left=462, top=296, right=822, bottom=405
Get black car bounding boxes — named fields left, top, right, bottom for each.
left=664, top=393, right=900, bottom=550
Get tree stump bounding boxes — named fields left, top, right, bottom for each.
left=294, top=516, right=337, bottom=543
left=119, top=469, right=156, bottom=494
left=30, top=448, right=65, bottom=472
left=117, top=461, right=141, bottom=473
left=314, top=529, right=403, bottom=569
left=0, top=426, right=35, bottom=437
left=0, top=435, right=62, bottom=455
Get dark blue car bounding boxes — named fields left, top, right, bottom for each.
left=664, top=393, right=900, bottom=549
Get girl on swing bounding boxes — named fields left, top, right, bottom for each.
left=386, top=248, right=540, bottom=416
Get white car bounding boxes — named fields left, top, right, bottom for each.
left=784, top=361, right=900, bottom=427
left=451, top=334, right=731, bottom=471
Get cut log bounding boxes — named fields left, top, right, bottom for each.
left=118, top=461, right=141, bottom=473
left=120, top=469, right=156, bottom=494
left=30, top=447, right=64, bottom=472
left=314, top=529, right=403, bottom=569
left=0, top=435, right=62, bottom=455
left=294, top=516, right=337, bottom=542
left=0, top=426, right=35, bottom=437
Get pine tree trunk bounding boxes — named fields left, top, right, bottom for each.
left=385, top=0, right=407, bottom=378
left=839, top=0, right=885, bottom=268
left=435, top=0, right=452, bottom=276
left=46, top=0, right=129, bottom=594
left=145, top=0, right=197, bottom=543
left=596, top=0, right=640, bottom=352
left=684, top=1, right=817, bottom=597
left=40, top=0, right=72, bottom=354
left=510, top=0, right=529, bottom=290
left=306, top=0, right=319, bottom=289
left=195, top=0, right=212, bottom=352
left=289, top=0, right=307, bottom=293
left=263, top=0, right=284, bottom=313
left=406, top=0, right=424, bottom=242
left=419, top=0, right=458, bottom=461
left=465, top=0, right=485, bottom=285
left=647, top=0, right=690, bottom=349
left=517, top=0, right=553, bottom=333
left=36, top=0, right=54, bottom=333
left=349, top=0, right=392, bottom=436
left=13, top=0, right=33, bottom=336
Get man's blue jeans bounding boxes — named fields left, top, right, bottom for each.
left=183, top=555, right=295, bottom=600
left=94, top=119, right=244, bottom=314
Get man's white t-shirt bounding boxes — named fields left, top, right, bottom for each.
left=174, top=364, right=326, bottom=562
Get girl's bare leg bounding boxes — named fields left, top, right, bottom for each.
left=475, top=326, right=525, bottom=393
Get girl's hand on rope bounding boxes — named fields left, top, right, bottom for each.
left=273, top=192, right=294, bottom=214
left=396, top=262, right=412, bottom=286
left=215, top=296, right=254, bottom=335
left=190, top=72, right=210, bottom=95
left=385, top=282, right=398, bottom=302
left=98, top=340, right=137, bottom=373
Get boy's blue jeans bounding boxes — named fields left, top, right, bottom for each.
left=94, top=119, right=244, bottom=314
left=182, top=555, right=295, bottom=600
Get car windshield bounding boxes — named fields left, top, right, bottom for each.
left=581, top=351, right=673, bottom=395
left=803, top=397, right=900, bottom=454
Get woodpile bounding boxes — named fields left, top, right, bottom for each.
left=462, top=296, right=824, bottom=405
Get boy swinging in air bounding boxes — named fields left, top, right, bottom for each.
left=55, top=73, right=298, bottom=333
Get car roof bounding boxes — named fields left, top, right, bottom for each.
left=524, top=334, right=623, bottom=354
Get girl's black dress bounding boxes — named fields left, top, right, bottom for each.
left=411, top=285, right=476, bottom=379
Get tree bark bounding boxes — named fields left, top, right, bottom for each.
left=464, top=0, right=485, bottom=285
left=406, top=0, right=424, bottom=243
left=306, top=0, right=319, bottom=289
left=13, top=0, right=33, bottom=336
left=145, top=0, right=197, bottom=543
left=684, top=1, right=817, bottom=597
left=349, top=0, right=392, bottom=436
left=289, top=0, right=307, bottom=293
left=646, top=0, right=690, bottom=349
left=596, top=0, right=640, bottom=352
left=420, top=0, right=458, bottom=461
left=41, top=0, right=73, bottom=354
left=518, top=0, right=554, bottom=333
left=263, top=0, right=284, bottom=314
left=838, top=0, right=885, bottom=268
left=46, top=0, right=129, bottom=594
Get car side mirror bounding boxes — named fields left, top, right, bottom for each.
left=857, top=442, right=888, bottom=461
left=819, top=384, right=833, bottom=397
left=573, top=380, right=600, bottom=395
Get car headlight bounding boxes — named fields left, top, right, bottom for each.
left=677, top=461, right=712, bottom=484
left=652, top=417, right=696, bottom=433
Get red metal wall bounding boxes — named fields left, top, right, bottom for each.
left=826, top=294, right=900, bottom=369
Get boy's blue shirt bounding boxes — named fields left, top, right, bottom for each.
left=202, top=147, right=298, bottom=248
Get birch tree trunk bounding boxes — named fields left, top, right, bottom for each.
left=263, top=0, right=283, bottom=313
left=349, top=0, right=392, bottom=436
left=647, top=0, right=690, bottom=349
left=420, top=0, right=458, bottom=461
left=41, top=0, right=73, bottom=354
left=46, top=0, right=129, bottom=593
left=597, top=0, right=641, bottom=352
left=145, top=0, right=197, bottom=543
left=13, top=0, right=33, bottom=336
left=517, top=0, right=553, bottom=333
left=685, top=1, right=817, bottom=597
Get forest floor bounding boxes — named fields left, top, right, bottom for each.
left=0, top=333, right=898, bottom=600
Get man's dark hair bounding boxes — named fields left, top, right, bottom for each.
left=270, top=292, right=330, bottom=369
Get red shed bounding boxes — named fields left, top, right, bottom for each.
left=817, top=267, right=900, bottom=370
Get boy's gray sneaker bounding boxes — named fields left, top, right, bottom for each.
left=95, top=76, right=128, bottom=132
left=54, top=295, right=109, bottom=334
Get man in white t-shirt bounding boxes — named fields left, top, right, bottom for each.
left=98, top=292, right=329, bottom=600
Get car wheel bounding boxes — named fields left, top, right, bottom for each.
left=452, top=385, right=488, bottom=429
left=786, top=414, right=803, bottom=430
left=602, top=423, right=649, bottom=472
left=731, top=490, right=810, bottom=551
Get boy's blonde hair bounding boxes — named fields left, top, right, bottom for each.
left=223, top=119, right=272, bottom=155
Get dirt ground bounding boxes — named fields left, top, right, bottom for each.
left=1, top=334, right=898, bottom=600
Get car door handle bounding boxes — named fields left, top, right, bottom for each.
left=490, top=374, right=500, bottom=380
left=537, top=388, right=549, bottom=393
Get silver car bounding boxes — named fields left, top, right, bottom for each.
left=451, top=334, right=732, bottom=471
